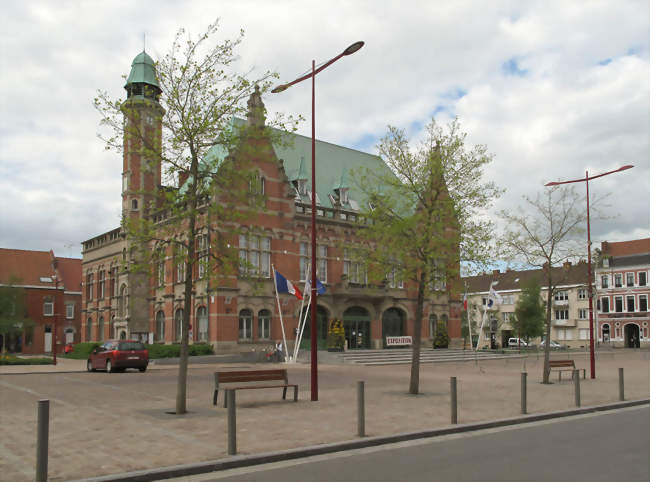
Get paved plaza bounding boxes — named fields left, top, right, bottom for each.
left=1, top=350, right=648, bottom=481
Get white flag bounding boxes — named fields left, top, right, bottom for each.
left=487, top=283, right=503, bottom=308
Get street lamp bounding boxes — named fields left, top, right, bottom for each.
left=545, top=164, right=633, bottom=379
left=272, top=41, right=364, bottom=401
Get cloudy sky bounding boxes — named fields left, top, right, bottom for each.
left=1, top=0, right=648, bottom=260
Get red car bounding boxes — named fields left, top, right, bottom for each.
left=87, top=340, right=149, bottom=373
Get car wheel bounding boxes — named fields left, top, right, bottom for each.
left=87, top=360, right=94, bottom=372
left=139, top=366, right=147, bottom=373
left=106, top=360, right=113, bottom=373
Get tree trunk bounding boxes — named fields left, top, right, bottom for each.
left=409, top=273, right=426, bottom=394
left=542, top=274, right=553, bottom=384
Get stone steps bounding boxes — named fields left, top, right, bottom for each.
left=338, top=348, right=525, bottom=366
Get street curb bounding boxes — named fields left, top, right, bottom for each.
left=73, top=398, right=650, bottom=482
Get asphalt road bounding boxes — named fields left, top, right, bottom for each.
left=174, top=406, right=650, bottom=482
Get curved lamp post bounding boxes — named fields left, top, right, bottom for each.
left=272, top=41, right=364, bottom=401
left=545, top=164, right=633, bottom=379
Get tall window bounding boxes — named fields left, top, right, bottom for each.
left=429, top=314, right=438, bottom=337
left=118, top=284, right=127, bottom=318
left=601, top=297, right=610, bottom=313
left=249, top=171, right=265, bottom=195
left=578, top=308, right=587, bottom=320
left=197, top=234, right=209, bottom=279
left=387, top=266, right=404, bottom=289
left=640, top=295, right=648, bottom=312
left=239, top=309, right=252, bottom=340
left=614, top=273, right=622, bottom=288
left=175, top=245, right=187, bottom=283
left=626, top=295, right=635, bottom=312
left=626, top=272, right=634, bottom=287
left=343, top=248, right=367, bottom=284
left=155, top=311, right=165, bottom=342
left=639, top=272, right=647, bottom=287
left=86, top=273, right=94, bottom=300
left=174, top=308, right=184, bottom=342
left=614, top=296, right=623, bottom=313
left=66, top=303, right=74, bottom=319
left=43, top=299, right=54, bottom=316
left=299, top=242, right=327, bottom=282
left=577, top=288, right=587, bottom=300
left=155, top=249, right=165, bottom=287
left=110, top=267, right=118, bottom=297
left=601, top=275, right=608, bottom=288
left=86, top=317, right=92, bottom=341
left=197, top=306, right=208, bottom=342
left=98, top=316, right=104, bottom=341
left=98, top=270, right=105, bottom=299
left=239, top=234, right=271, bottom=277
left=258, top=309, right=271, bottom=340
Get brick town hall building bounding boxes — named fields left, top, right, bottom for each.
left=81, top=51, right=461, bottom=352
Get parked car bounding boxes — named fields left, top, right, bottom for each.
left=539, top=339, right=565, bottom=349
left=87, top=340, right=148, bottom=373
left=507, top=337, right=531, bottom=348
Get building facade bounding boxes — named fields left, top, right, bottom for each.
left=81, top=51, right=461, bottom=352
left=0, top=248, right=82, bottom=354
left=464, top=262, right=591, bottom=348
left=595, top=238, right=650, bottom=347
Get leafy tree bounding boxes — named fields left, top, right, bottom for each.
left=95, top=21, right=297, bottom=414
left=354, top=118, right=502, bottom=394
left=0, top=277, right=34, bottom=353
left=512, top=277, right=545, bottom=343
left=500, top=186, right=586, bottom=383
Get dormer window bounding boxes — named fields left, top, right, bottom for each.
left=296, top=179, right=307, bottom=195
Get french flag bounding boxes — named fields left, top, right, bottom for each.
left=275, top=270, right=303, bottom=300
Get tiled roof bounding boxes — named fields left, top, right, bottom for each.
left=0, top=248, right=81, bottom=291
left=601, top=238, right=650, bottom=257
left=463, top=261, right=589, bottom=293
left=607, top=253, right=650, bottom=269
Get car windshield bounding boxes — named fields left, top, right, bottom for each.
left=118, top=342, right=145, bottom=351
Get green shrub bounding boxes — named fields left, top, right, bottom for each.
left=433, top=322, right=450, bottom=349
left=0, top=355, right=54, bottom=365
left=61, top=342, right=101, bottom=359
left=145, top=343, right=214, bottom=359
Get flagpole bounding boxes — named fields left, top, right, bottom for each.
left=272, top=264, right=290, bottom=362
left=295, top=294, right=312, bottom=361
left=293, top=264, right=311, bottom=362
left=465, top=289, right=473, bottom=351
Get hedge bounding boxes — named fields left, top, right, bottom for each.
left=62, top=342, right=101, bottom=359
left=61, top=342, right=214, bottom=360
left=0, top=355, right=54, bottom=365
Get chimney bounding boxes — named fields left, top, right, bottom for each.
left=493, top=269, right=500, bottom=275
left=563, top=261, right=572, bottom=269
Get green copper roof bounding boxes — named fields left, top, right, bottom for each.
left=273, top=131, right=393, bottom=210
left=125, top=51, right=160, bottom=89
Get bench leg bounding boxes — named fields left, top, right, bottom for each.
left=293, top=386, right=298, bottom=402
left=213, top=389, right=218, bottom=406
left=282, top=387, right=287, bottom=400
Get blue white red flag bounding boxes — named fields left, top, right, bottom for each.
left=275, top=270, right=303, bottom=300
left=306, top=277, right=326, bottom=295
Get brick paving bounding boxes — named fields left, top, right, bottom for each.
left=1, top=350, right=648, bottom=481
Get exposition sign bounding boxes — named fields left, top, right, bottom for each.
left=385, top=336, right=412, bottom=346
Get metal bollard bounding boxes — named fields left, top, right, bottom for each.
left=227, top=390, right=236, bottom=455
left=357, top=381, right=365, bottom=437
left=619, top=368, right=624, bottom=401
left=450, top=377, right=457, bottom=424
left=521, top=372, right=527, bottom=414
left=573, top=370, right=581, bottom=407
left=36, top=399, right=49, bottom=482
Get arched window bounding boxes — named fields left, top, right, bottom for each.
left=441, top=314, right=449, bottom=334
left=86, top=317, right=92, bottom=341
left=155, top=311, right=165, bottom=342
left=197, top=306, right=208, bottom=342
left=175, top=308, right=184, bottom=342
left=429, top=314, right=438, bottom=338
left=98, top=316, right=104, bottom=342
left=118, top=284, right=128, bottom=318
left=258, top=309, right=271, bottom=340
left=239, top=309, right=252, bottom=341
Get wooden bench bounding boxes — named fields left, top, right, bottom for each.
left=212, top=369, right=298, bottom=407
left=549, top=360, right=586, bottom=381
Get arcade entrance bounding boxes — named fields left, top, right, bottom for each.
left=343, top=307, right=371, bottom=349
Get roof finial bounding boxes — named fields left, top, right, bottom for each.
left=143, top=32, right=146, bottom=52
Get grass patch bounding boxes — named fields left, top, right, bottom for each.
left=0, top=355, right=54, bottom=365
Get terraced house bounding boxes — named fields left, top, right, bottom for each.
left=81, top=51, right=462, bottom=353
left=464, top=261, right=591, bottom=348
left=595, top=238, right=650, bottom=347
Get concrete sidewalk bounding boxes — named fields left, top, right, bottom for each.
left=1, top=350, right=648, bottom=481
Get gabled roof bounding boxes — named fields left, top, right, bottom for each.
left=0, top=248, right=81, bottom=291
left=464, top=262, right=589, bottom=293
left=601, top=238, right=650, bottom=257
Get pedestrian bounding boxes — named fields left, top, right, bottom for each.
left=276, top=341, right=284, bottom=362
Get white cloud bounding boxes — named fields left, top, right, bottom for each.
left=0, top=0, right=648, bottom=259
